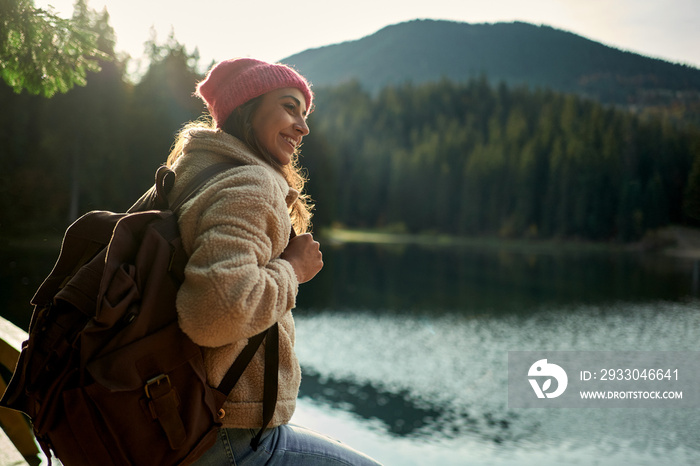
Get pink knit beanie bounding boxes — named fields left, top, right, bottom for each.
left=195, top=58, right=313, bottom=128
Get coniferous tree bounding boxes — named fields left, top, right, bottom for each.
left=125, top=30, right=204, bottom=201
left=306, top=79, right=699, bottom=241
left=0, top=0, right=107, bottom=97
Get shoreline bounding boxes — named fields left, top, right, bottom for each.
left=636, top=225, right=700, bottom=260
left=320, top=225, right=700, bottom=260
left=3, top=225, right=700, bottom=260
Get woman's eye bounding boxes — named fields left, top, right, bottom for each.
left=284, top=103, right=296, bottom=111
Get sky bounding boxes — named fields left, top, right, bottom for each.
left=36, top=0, right=700, bottom=74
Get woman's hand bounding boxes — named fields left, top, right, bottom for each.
left=281, top=233, right=323, bottom=283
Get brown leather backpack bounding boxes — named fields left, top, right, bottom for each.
left=0, top=164, right=279, bottom=465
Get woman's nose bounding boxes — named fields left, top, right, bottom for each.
left=294, top=119, right=310, bottom=136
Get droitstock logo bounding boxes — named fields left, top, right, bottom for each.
left=528, top=359, right=568, bottom=399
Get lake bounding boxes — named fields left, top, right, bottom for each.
left=2, top=238, right=699, bottom=465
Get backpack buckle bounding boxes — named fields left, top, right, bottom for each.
left=144, top=374, right=171, bottom=399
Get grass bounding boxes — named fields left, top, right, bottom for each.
left=319, top=227, right=623, bottom=254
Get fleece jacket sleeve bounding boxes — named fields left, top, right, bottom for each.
left=176, top=166, right=299, bottom=348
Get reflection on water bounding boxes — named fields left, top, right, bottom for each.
left=293, top=302, right=700, bottom=465
left=2, top=240, right=700, bottom=465
left=299, top=368, right=445, bottom=438
left=298, top=241, right=698, bottom=314
left=290, top=242, right=700, bottom=465
left=2, top=240, right=697, bottom=327
left=298, top=367, right=523, bottom=448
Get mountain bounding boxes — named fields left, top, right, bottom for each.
left=282, top=19, right=700, bottom=109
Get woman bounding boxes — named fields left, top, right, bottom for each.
left=166, top=58, right=381, bottom=465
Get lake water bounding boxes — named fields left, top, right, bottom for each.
left=2, top=239, right=699, bottom=465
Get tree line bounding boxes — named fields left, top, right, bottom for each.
left=1, top=4, right=204, bottom=234
left=1, top=4, right=699, bottom=242
left=310, top=80, right=700, bottom=241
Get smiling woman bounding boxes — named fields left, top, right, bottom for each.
left=159, top=58, right=382, bottom=466
left=250, top=88, right=310, bottom=166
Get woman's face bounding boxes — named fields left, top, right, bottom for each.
left=251, top=87, right=310, bottom=165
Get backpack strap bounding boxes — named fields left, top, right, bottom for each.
left=214, top=323, right=279, bottom=451
left=174, top=161, right=280, bottom=448
left=169, top=161, right=280, bottom=447
left=252, top=322, right=278, bottom=450
left=169, top=162, right=239, bottom=213
left=216, top=329, right=269, bottom=395
left=128, top=162, right=238, bottom=213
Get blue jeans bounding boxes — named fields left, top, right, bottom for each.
left=192, top=425, right=383, bottom=466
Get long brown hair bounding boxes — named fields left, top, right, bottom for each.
left=166, top=98, right=313, bottom=233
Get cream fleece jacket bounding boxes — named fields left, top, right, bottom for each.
left=168, top=129, right=301, bottom=428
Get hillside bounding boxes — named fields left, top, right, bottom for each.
left=283, top=20, right=700, bottom=112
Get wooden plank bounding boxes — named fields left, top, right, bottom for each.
left=0, top=316, right=39, bottom=460
left=0, top=380, right=39, bottom=458
left=0, top=316, right=27, bottom=372
left=0, top=426, right=29, bottom=465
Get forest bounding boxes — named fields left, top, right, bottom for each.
left=2, top=5, right=700, bottom=243
left=311, top=80, right=700, bottom=241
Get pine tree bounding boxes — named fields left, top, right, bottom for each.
left=0, top=0, right=108, bottom=97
